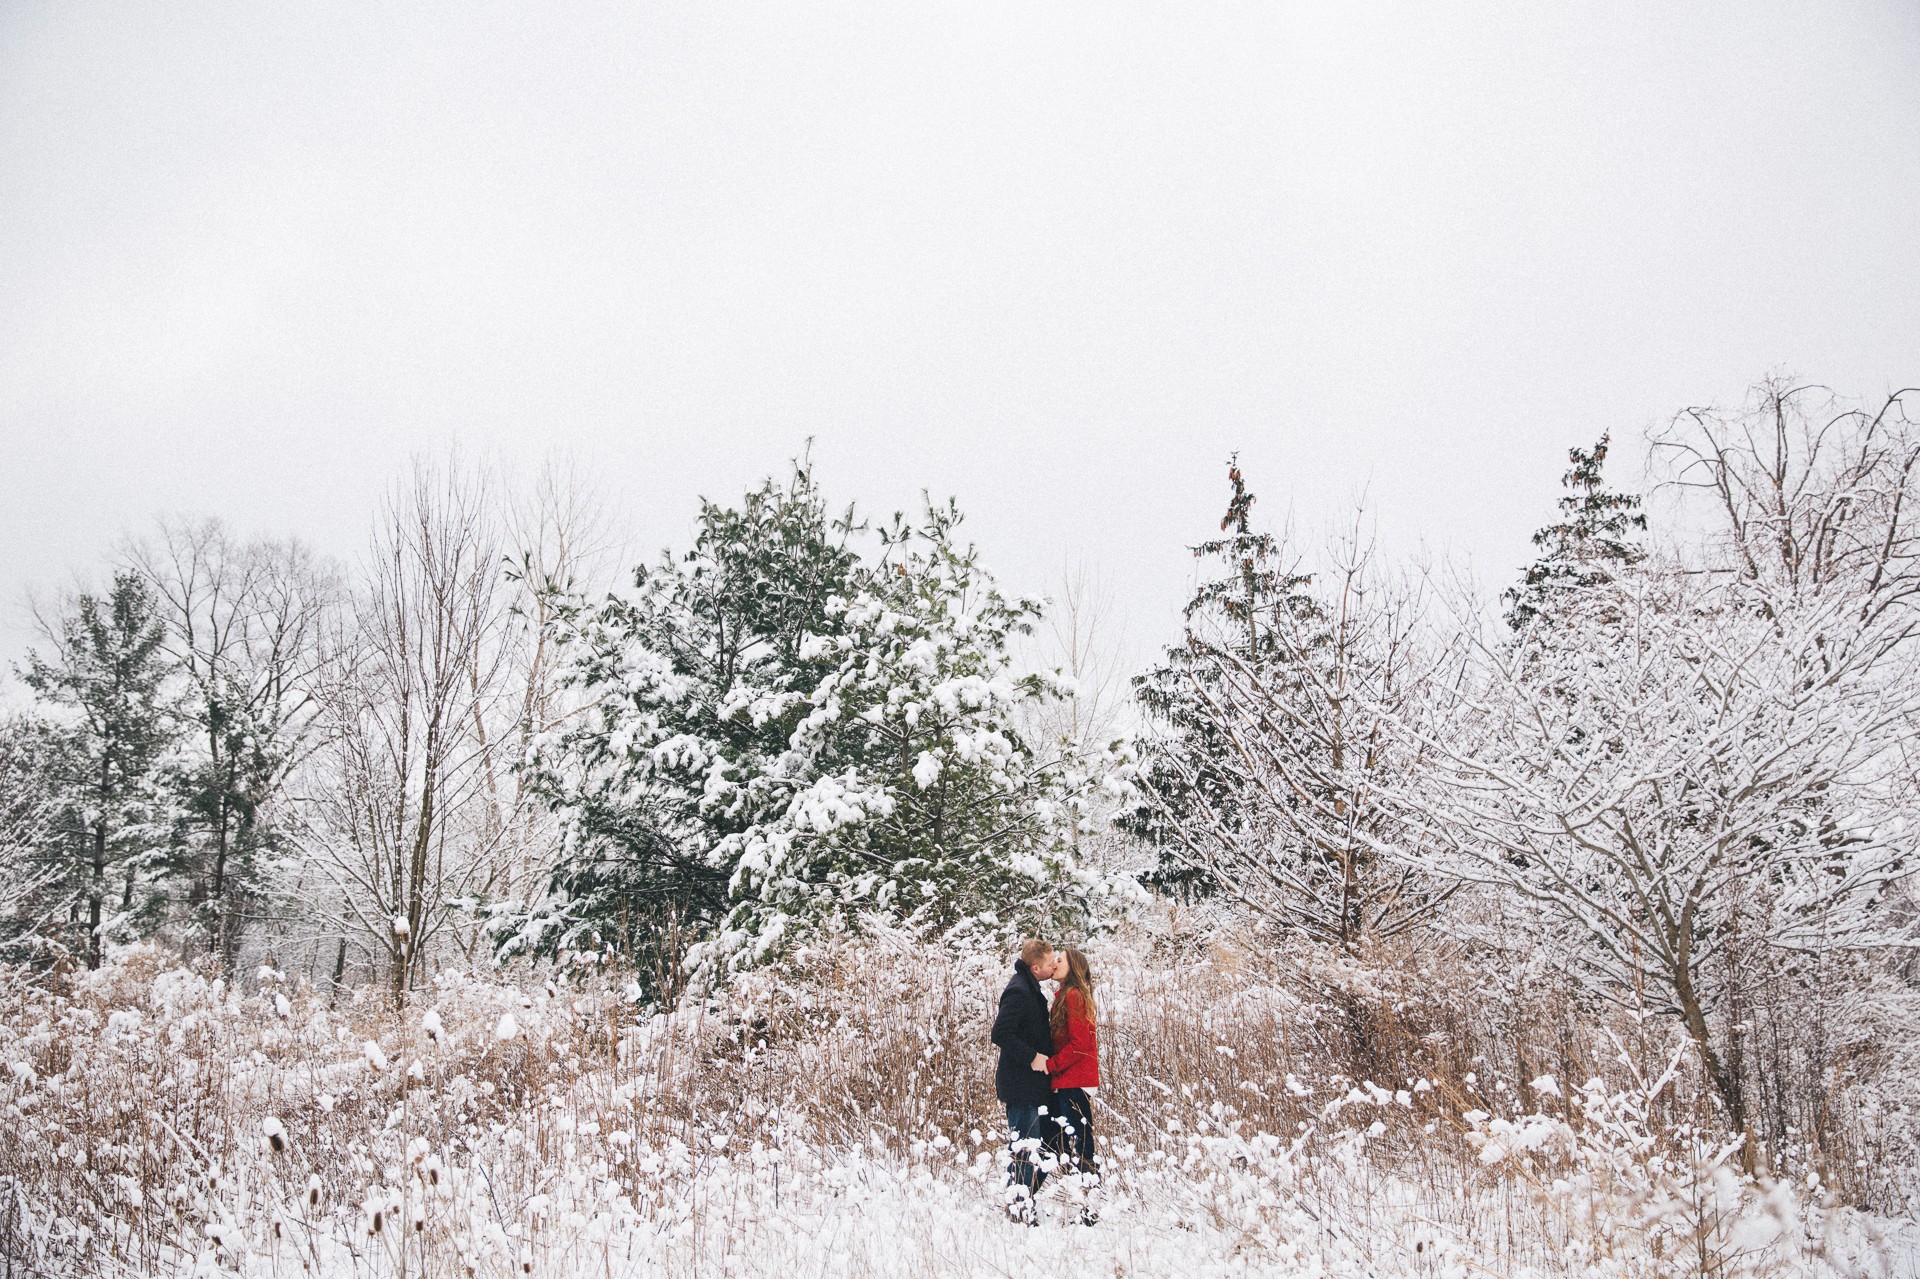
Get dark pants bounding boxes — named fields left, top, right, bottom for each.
left=1050, top=1087, right=1097, bottom=1182
left=1005, top=1102, right=1055, bottom=1203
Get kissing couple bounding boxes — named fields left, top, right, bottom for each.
left=990, top=938, right=1101, bottom=1226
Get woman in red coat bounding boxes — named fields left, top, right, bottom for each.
left=1046, top=946, right=1100, bottom=1224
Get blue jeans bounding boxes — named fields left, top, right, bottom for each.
left=1005, top=1102, right=1055, bottom=1202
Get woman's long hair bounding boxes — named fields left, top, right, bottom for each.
left=1049, top=946, right=1096, bottom=1040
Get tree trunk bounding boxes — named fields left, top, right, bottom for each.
left=1672, top=952, right=1750, bottom=1158
left=210, top=789, right=232, bottom=970
left=87, top=818, right=106, bottom=971
left=397, top=738, right=439, bottom=1009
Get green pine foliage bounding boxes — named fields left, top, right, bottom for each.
left=174, top=692, right=285, bottom=969
left=21, top=573, right=180, bottom=969
left=493, top=461, right=1122, bottom=981
left=1505, top=434, right=1648, bottom=630
left=152, top=532, right=328, bottom=974
left=490, top=462, right=862, bottom=979
left=1123, top=459, right=1320, bottom=896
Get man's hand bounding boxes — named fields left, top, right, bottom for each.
left=1031, top=1053, right=1049, bottom=1072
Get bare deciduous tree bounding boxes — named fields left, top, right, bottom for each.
left=1031, top=558, right=1132, bottom=749
left=289, top=457, right=616, bottom=1003
left=1016, top=559, right=1139, bottom=874
left=124, top=518, right=335, bottom=971
left=1655, top=378, right=1920, bottom=625
left=1386, top=564, right=1920, bottom=1149
left=486, top=460, right=623, bottom=908
left=294, top=461, right=515, bottom=1004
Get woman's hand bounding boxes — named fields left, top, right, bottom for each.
left=1031, top=1053, right=1049, bottom=1072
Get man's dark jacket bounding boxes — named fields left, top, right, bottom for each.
left=991, top=959, right=1056, bottom=1106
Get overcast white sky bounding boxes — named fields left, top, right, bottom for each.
left=3, top=1, right=1918, bottom=673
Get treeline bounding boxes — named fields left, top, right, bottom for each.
left=1127, top=378, right=1920, bottom=1180
left=0, top=466, right=608, bottom=994
left=0, top=455, right=1131, bottom=1000
left=3, top=378, right=1918, bottom=1183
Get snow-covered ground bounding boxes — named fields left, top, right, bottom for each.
left=0, top=943, right=1913, bottom=1278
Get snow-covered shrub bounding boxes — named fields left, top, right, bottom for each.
left=1461, top=1041, right=1910, bottom=1279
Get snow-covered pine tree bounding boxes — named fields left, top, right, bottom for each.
left=1123, top=459, right=1316, bottom=899
left=502, top=462, right=1115, bottom=981
left=707, top=497, right=1122, bottom=965
left=21, top=573, right=179, bottom=969
left=1504, top=434, right=1646, bottom=630
left=494, top=461, right=862, bottom=979
left=1130, top=465, right=1455, bottom=948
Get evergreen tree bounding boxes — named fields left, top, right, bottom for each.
left=497, top=462, right=1111, bottom=982
left=1505, top=434, right=1647, bottom=630
left=494, top=460, right=863, bottom=979
left=703, top=496, right=1102, bottom=966
left=1123, top=459, right=1319, bottom=896
left=21, top=573, right=178, bottom=969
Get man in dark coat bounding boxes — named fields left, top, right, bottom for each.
left=991, top=938, right=1058, bottom=1222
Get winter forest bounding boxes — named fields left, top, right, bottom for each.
left=1, top=376, right=1918, bottom=1276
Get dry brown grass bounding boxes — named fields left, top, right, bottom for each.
left=0, top=933, right=1909, bottom=1278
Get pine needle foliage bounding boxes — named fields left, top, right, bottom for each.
left=1505, top=434, right=1648, bottom=630
left=1123, top=458, right=1320, bottom=897
left=496, top=460, right=1113, bottom=980
left=20, top=573, right=179, bottom=969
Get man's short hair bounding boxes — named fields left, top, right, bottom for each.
left=1018, top=938, right=1053, bottom=967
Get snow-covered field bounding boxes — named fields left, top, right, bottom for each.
left=0, top=941, right=1913, bottom=1278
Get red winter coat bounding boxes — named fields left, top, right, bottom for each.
left=1047, top=986, right=1100, bottom=1089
